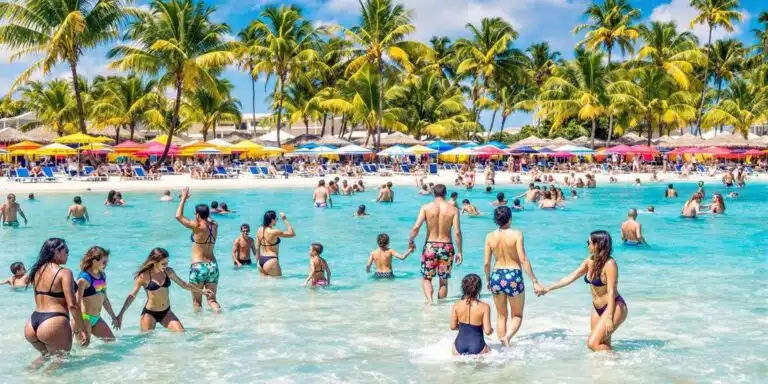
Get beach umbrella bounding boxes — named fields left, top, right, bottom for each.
left=379, top=132, right=423, bottom=146
left=317, top=135, right=352, bottom=147
left=230, top=140, right=263, bottom=152
left=485, top=140, right=508, bottom=149
left=113, top=140, right=144, bottom=154
left=249, top=146, right=286, bottom=157
left=297, top=142, right=319, bottom=149
left=513, top=135, right=550, bottom=147
left=54, top=132, right=109, bottom=144
left=207, top=138, right=232, bottom=147
left=377, top=146, right=414, bottom=156
left=409, top=144, right=437, bottom=154
left=546, top=137, right=572, bottom=147
left=0, top=146, right=7, bottom=154
left=543, top=151, right=574, bottom=158
left=195, top=147, right=223, bottom=156
left=0, top=128, right=34, bottom=143
left=257, top=130, right=295, bottom=142
left=8, top=140, right=42, bottom=151
left=151, top=134, right=187, bottom=146
left=337, top=144, right=372, bottom=155
left=136, top=143, right=180, bottom=156
left=76, top=142, right=112, bottom=150
left=628, top=145, right=660, bottom=155
left=506, top=146, right=539, bottom=154
left=553, top=145, right=593, bottom=154
left=34, top=143, right=77, bottom=156
left=292, top=147, right=318, bottom=155
left=472, top=145, right=505, bottom=156
left=427, top=140, right=455, bottom=152
left=742, top=149, right=764, bottom=155
left=459, top=142, right=479, bottom=148
left=438, top=146, right=474, bottom=162
left=311, top=146, right=338, bottom=155
left=604, top=144, right=634, bottom=154
left=696, top=146, right=731, bottom=155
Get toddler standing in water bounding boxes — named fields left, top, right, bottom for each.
left=366, top=234, right=414, bottom=279
left=305, top=244, right=331, bottom=287
left=1, top=262, right=28, bottom=288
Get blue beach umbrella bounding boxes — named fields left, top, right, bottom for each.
left=486, top=140, right=508, bottom=149
left=427, top=140, right=455, bottom=153
left=297, top=142, right=319, bottom=149
left=460, top=142, right=479, bottom=149
left=509, top=146, right=539, bottom=154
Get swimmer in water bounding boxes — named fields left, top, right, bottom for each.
left=418, top=184, right=431, bottom=195
left=28, top=193, right=35, bottom=201
left=114, top=192, right=126, bottom=206
left=681, top=193, right=703, bottom=218
left=104, top=190, right=117, bottom=206
left=461, top=199, right=481, bottom=216
left=538, top=191, right=559, bottom=209
left=709, top=193, right=725, bottom=214
left=735, top=168, right=746, bottom=188
left=621, top=209, right=647, bottom=245
left=518, top=183, right=540, bottom=203
left=304, top=244, right=330, bottom=287
left=633, top=178, right=641, bottom=186
left=232, top=224, right=256, bottom=268
left=313, top=180, right=333, bottom=207
left=511, top=199, right=524, bottom=211
left=210, top=201, right=220, bottom=213
left=1, top=193, right=28, bottom=226
left=75, top=246, right=119, bottom=342
left=728, top=192, right=739, bottom=198
left=1, top=262, right=28, bottom=288
left=366, top=233, right=413, bottom=279
left=485, top=186, right=493, bottom=193
left=376, top=183, right=393, bottom=203
left=451, top=274, right=492, bottom=355
left=570, top=189, right=578, bottom=199
left=218, top=202, right=234, bottom=214
left=484, top=206, right=543, bottom=346
left=341, top=180, right=354, bottom=195
left=386, top=181, right=395, bottom=201
left=539, top=231, right=628, bottom=351
left=647, top=206, right=655, bottom=213
left=665, top=184, right=678, bottom=198
left=449, top=192, right=459, bottom=207
left=256, top=211, right=295, bottom=276
left=116, top=248, right=212, bottom=332
left=160, top=190, right=173, bottom=202
left=492, top=192, right=507, bottom=207
left=354, top=205, right=369, bottom=217
left=66, top=196, right=89, bottom=225
left=722, top=171, right=734, bottom=188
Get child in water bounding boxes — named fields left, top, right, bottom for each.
left=305, top=244, right=331, bottom=287
left=1, top=262, right=28, bottom=288
left=366, top=234, right=414, bottom=279
left=354, top=204, right=369, bottom=217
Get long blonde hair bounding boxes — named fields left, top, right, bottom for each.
left=134, top=248, right=169, bottom=278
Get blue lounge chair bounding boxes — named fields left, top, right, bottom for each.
left=284, top=164, right=295, bottom=177
left=745, top=166, right=754, bottom=175
left=42, top=167, right=58, bottom=182
left=133, top=166, right=160, bottom=180
left=429, top=163, right=438, bottom=175
left=15, top=168, right=34, bottom=183
left=521, top=164, right=530, bottom=174
left=675, top=164, right=683, bottom=175
left=259, top=167, right=275, bottom=179
left=248, top=166, right=264, bottom=178
left=215, top=166, right=238, bottom=178
left=400, top=164, right=411, bottom=175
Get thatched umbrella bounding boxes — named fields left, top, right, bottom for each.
left=748, top=135, right=767, bottom=148
left=547, top=137, right=572, bottom=147
left=672, top=133, right=704, bottom=148
left=512, top=135, right=550, bottom=147
left=318, top=135, right=351, bottom=147
left=23, top=126, right=58, bottom=143
left=614, top=133, right=643, bottom=145
left=700, top=134, right=763, bottom=148
left=653, top=135, right=675, bottom=147
left=379, top=132, right=423, bottom=146
left=0, top=128, right=33, bottom=143
left=287, top=134, right=320, bottom=146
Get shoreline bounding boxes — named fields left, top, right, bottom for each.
left=0, top=172, right=762, bottom=194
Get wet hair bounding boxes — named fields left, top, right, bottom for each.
left=571, top=190, right=577, bottom=196
left=27, top=238, right=67, bottom=287
left=240, top=223, right=250, bottom=231
left=135, top=248, right=169, bottom=278
left=386, top=181, right=393, bottom=188
left=220, top=203, right=229, bottom=211
left=357, top=204, right=366, bottom=214
left=496, top=192, right=505, bottom=202
left=164, top=190, right=171, bottom=196
left=377, top=233, right=390, bottom=249
left=588, top=230, right=613, bottom=281
left=106, top=190, right=116, bottom=204
left=329, top=181, right=336, bottom=186
left=628, top=208, right=637, bottom=218
left=544, top=190, right=552, bottom=199
left=311, top=243, right=324, bottom=255
left=460, top=274, right=482, bottom=303
left=529, top=183, right=535, bottom=188
left=28, top=193, right=34, bottom=199
left=513, top=198, right=521, bottom=206
left=195, top=204, right=210, bottom=219
left=210, top=201, right=219, bottom=209
left=334, top=177, right=340, bottom=182
left=10, top=261, right=24, bottom=275
left=262, top=210, right=277, bottom=227
left=433, top=184, right=447, bottom=198
left=115, top=192, right=123, bottom=199
left=485, top=186, right=492, bottom=192
left=494, top=206, right=512, bottom=226
left=462, top=199, right=470, bottom=204
left=80, top=246, right=109, bottom=271
left=668, top=184, right=674, bottom=189
left=450, top=192, right=458, bottom=199
left=421, top=184, right=428, bottom=190
left=318, top=180, right=326, bottom=187
left=73, top=196, right=82, bottom=204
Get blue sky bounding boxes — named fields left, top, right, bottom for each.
left=1, top=0, right=765, bottom=130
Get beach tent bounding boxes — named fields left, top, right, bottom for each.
left=54, top=133, right=110, bottom=145
left=230, top=140, right=262, bottom=152
left=310, top=146, right=338, bottom=155
left=8, top=140, right=42, bottom=155
left=113, top=140, right=143, bottom=154
left=604, top=144, right=634, bottom=154
left=628, top=145, right=660, bottom=155
left=459, top=142, right=479, bottom=149
left=438, top=147, right=474, bottom=162
left=427, top=140, right=455, bottom=152
left=152, top=134, right=187, bottom=146
left=196, top=147, right=223, bottom=156
left=337, top=144, right=372, bottom=155
left=135, top=143, right=180, bottom=156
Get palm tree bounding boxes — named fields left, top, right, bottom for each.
left=315, top=37, right=352, bottom=136
left=0, top=97, right=26, bottom=119
left=182, top=78, right=241, bottom=141
left=538, top=49, right=609, bottom=148
left=702, top=77, right=768, bottom=137
left=521, top=42, right=561, bottom=132
left=751, top=11, right=768, bottom=64
left=247, top=5, right=321, bottom=146
left=708, top=39, right=744, bottom=105
left=282, top=80, right=321, bottom=136
left=690, top=0, right=743, bottom=134
left=0, top=0, right=133, bottom=133
left=635, top=21, right=704, bottom=89
left=454, top=17, right=519, bottom=121
left=109, top=0, right=232, bottom=167
left=19, top=79, right=76, bottom=136
left=235, top=26, right=260, bottom=128
left=574, top=0, right=640, bottom=144
left=344, top=0, right=421, bottom=150
left=90, top=75, right=159, bottom=142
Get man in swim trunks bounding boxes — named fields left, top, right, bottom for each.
left=377, top=183, right=393, bottom=203
left=313, top=180, right=332, bottom=208
left=0, top=194, right=27, bottom=226
left=518, top=183, right=540, bottom=203
left=408, top=184, right=463, bottom=304
left=665, top=184, right=678, bottom=198
left=461, top=199, right=481, bottom=216
left=66, top=196, right=89, bottom=224
left=621, top=208, right=647, bottom=245
left=232, top=224, right=257, bottom=268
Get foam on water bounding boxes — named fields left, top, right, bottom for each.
left=0, top=181, right=765, bottom=382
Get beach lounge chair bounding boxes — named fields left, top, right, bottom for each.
left=696, top=164, right=707, bottom=176
left=14, top=168, right=34, bottom=183
left=41, top=167, right=58, bottom=183
left=133, top=166, right=160, bottom=180
left=259, top=167, right=275, bottom=179
left=215, top=166, right=238, bottom=179
left=400, top=165, right=411, bottom=175
left=429, top=163, right=438, bottom=175
left=83, top=166, right=108, bottom=181
left=745, top=166, right=754, bottom=175
left=283, top=164, right=295, bottom=177
left=521, top=164, right=530, bottom=174
left=361, top=164, right=374, bottom=175
left=248, top=166, right=264, bottom=178
left=675, top=164, right=683, bottom=175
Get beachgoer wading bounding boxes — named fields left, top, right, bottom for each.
left=256, top=211, right=295, bottom=276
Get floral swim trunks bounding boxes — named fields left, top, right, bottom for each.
left=490, top=268, right=524, bottom=297
left=421, top=241, right=454, bottom=280
left=189, top=261, right=219, bottom=285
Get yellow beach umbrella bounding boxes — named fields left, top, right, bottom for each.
left=8, top=140, right=42, bottom=151
left=77, top=142, right=111, bottom=150
left=409, top=144, right=437, bottom=154
left=54, top=132, right=109, bottom=144
left=230, top=140, right=263, bottom=151
left=35, top=143, right=77, bottom=156
left=248, top=146, right=285, bottom=157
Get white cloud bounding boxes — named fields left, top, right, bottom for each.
left=650, top=0, right=749, bottom=43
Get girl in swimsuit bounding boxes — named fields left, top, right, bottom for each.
left=539, top=231, right=628, bottom=351
left=451, top=274, right=492, bottom=355
left=1, top=261, right=28, bottom=288
left=75, top=246, right=119, bottom=342
left=116, top=248, right=211, bottom=332
left=256, top=210, right=295, bottom=277
left=304, top=244, right=331, bottom=287
left=24, top=238, right=88, bottom=366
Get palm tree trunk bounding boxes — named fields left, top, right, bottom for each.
left=500, top=114, right=508, bottom=140
left=129, top=122, right=136, bottom=141
left=320, top=113, right=328, bottom=136
left=212, top=121, right=217, bottom=139
left=590, top=118, right=597, bottom=149
left=606, top=48, right=615, bottom=146
left=115, top=124, right=122, bottom=144
left=339, top=113, right=346, bottom=138
left=714, top=80, right=723, bottom=133
left=694, top=25, right=714, bottom=137
left=330, top=113, right=335, bottom=136
left=304, top=118, right=309, bottom=136
left=376, top=61, right=384, bottom=151
left=69, top=61, right=88, bottom=134
left=250, top=70, right=257, bottom=127
left=275, top=74, right=286, bottom=147
left=153, top=76, right=183, bottom=169
left=488, top=109, right=498, bottom=141
left=202, top=124, right=209, bottom=141
left=364, top=130, right=371, bottom=146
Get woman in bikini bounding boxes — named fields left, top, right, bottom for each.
left=256, top=210, right=295, bottom=276
left=116, top=248, right=211, bottom=332
left=75, top=246, right=119, bottom=342
left=539, top=230, right=628, bottom=351
left=175, top=187, right=220, bottom=313
left=24, top=238, right=88, bottom=366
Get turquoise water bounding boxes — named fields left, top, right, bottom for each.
left=0, top=182, right=766, bottom=383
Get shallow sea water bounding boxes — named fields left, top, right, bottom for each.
left=0, top=181, right=766, bottom=383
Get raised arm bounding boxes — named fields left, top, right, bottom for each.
left=543, top=258, right=589, bottom=294
left=175, top=188, right=197, bottom=230
left=277, top=213, right=295, bottom=238
left=453, top=210, right=463, bottom=265
left=517, top=233, right=542, bottom=293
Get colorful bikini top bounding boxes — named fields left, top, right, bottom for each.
left=146, top=272, right=171, bottom=291
left=79, top=270, right=107, bottom=297
left=583, top=271, right=605, bottom=287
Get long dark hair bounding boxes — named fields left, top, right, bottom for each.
left=262, top=210, right=277, bottom=227
left=461, top=274, right=482, bottom=303
left=588, top=230, right=613, bottom=280
left=494, top=206, right=512, bottom=226
left=28, top=238, right=67, bottom=287
left=106, top=190, right=116, bottom=204
left=135, top=248, right=169, bottom=278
